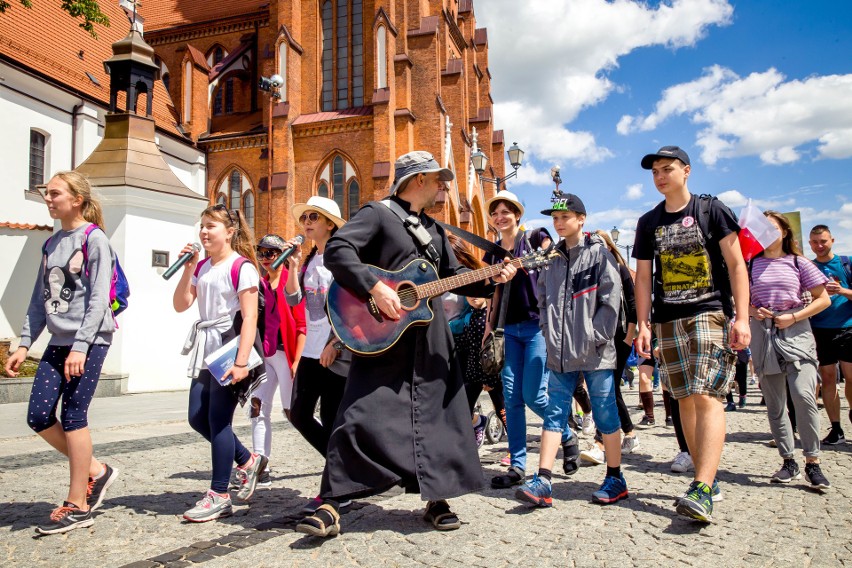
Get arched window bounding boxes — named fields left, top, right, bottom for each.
left=317, top=154, right=360, bottom=219
left=376, top=25, right=386, bottom=89
left=320, top=0, right=363, bottom=111
left=317, top=181, right=329, bottom=198
left=183, top=61, right=192, bottom=122
left=29, top=130, right=46, bottom=191
left=348, top=180, right=360, bottom=219
left=162, top=72, right=170, bottom=92
left=242, top=192, right=255, bottom=230
left=216, top=193, right=227, bottom=206
left=229, top=170, right=241, bottom=206
left=332, top=155, right=345, bottom=214
left=278, top=42, right=288, bottom=100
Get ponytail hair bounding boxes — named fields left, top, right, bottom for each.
left=53, top=171, right=106, bottom=230
left=201, top=205, right=259, bottom=270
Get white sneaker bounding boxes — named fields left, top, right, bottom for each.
left=582, top=414, right=596, bottom=436
left=621, top=435, right=640, bottom=454
left=580, top=445, right=606, bottom=465
left=183, top=490, right=233, bottom=522
left=670, top=451, right=694, bottom=473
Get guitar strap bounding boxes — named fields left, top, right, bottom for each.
left=434, top=220, right=514, bottom=260
left=381, top=199, right=441, bottom=266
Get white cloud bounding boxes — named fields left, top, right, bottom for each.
left=625, top=184, right=644, bottom=200
left=618, top=66, right=852, bottom=165
left=477, top=0, right=733, bottom=165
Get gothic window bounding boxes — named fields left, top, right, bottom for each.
left=348, top=180, right=360, bottom=218
left=210, top=46, right=233, bottom=116
left=183, top=61, right=192, bottom=122
left=376, top=25, right=386, bottom=89
left=229, top=170, right=241, bottom=206
left=29, top=130, right=46, bottom=191
left=317, top=181, right=329, bottom=198
left=278, top=42, right=288, bottom=100
left=217, top=169, right=254, bottom=228
left=317, top=154, right=360, bottom=219
left=320, top=0, right=363, bottom=111
left=216, top=193, right=227, bottom=206
left=332, top=155, right=345, bottom=214
left=242, top=192, right=255, bottom=230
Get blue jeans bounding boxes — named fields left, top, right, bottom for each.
left=502, top=320, right=573, bottom=471
left=546, top=369, right=621, bottom=436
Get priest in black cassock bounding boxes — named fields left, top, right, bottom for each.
left=296, top=151, right=517, bottom=537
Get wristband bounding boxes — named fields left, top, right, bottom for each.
left=792, top=313, right=797, bottom=323
left=233, top=363, right=248, bottom=368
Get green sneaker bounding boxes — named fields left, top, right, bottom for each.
left=676, top=480, right=714, bottom=523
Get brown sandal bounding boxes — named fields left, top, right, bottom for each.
left=423, top=500, right=461, bottom=531
left=295, top=503, right=340, bottom=537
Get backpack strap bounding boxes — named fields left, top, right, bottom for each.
left=841, top=255, right=852, bottom=284
left=381, top=199, right=441, bottom=266
left=192, top=257, right=211, bottom=278
left=697, top=194, right=715, bottom=241
left=230, top=256, right=248, bottom=291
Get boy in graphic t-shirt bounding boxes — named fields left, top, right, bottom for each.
left=632, top=146, right=751, bottom=523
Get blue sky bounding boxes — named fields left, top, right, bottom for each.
left=475, top=0, right=852, bottom=256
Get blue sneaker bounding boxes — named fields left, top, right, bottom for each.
left=676, top=480, right=714, bottom=523
left=514, top=474, right=552, bottom=508
left=591, top=473, right=628, bottom=504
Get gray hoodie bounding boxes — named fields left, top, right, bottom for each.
left=536, top=233, right=621, bottom=373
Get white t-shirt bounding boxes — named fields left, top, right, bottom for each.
left=301, top=253, right=333, bottom=359
left=191, top=251, right=260, bottom=358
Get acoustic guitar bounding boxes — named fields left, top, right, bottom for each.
left=326, top=249, right=556, bottom=355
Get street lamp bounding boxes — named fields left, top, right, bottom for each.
left=610, top=226, right=633, bottom=268
left=472, top=141, right=524, bottom=191
left=258, top=74, right=283, bottom=232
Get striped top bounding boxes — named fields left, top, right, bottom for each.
left=750, top=255, right=828, bottom=311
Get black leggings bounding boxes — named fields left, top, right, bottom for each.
left=726, top=360, right=749, bottom=403
left=594, top=336, right=635, bottom=442
left=465, top=382, right=507, bottom=429
left=289, top=357, right=346, bottom=457
left=666, top=391, right=689, bottom=453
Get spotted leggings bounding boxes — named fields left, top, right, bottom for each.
left=27, top=344, right=108, bottom=433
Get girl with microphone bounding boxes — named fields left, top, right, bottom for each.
left=172, top=204, right=267, bottom=522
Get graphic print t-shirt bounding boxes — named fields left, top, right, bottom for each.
left=633, top=194, right=740, bottom=323
left=301, top=253, right=333, bottom=358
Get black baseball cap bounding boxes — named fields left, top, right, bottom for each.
left=541, top=193, right=586, bottom=216
left=641, top=146, right=691, bottom=169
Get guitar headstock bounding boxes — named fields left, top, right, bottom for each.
left=520, top=248, right=559, bottom=270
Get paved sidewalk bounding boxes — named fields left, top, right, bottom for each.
left=1, top=387, right=850, bottom=567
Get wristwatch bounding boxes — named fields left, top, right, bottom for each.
left=332, top=341, right=345, bottom=352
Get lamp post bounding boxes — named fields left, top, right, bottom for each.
left=471, top=141, right=524, bottom=191
left=258, top=74, right=283, bottom=233
left=610, top=226, right=633, bottom=269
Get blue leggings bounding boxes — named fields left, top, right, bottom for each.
left=27, top=344, right=109, bottom=433
left=188, top=370, right=252, bottom=494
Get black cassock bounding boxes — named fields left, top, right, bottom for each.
left=321, top=195, right=495, bottom=501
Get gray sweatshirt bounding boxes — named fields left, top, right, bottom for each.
left=20, top=224, right=115, bottom=352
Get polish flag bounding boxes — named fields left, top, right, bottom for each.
left=738, top=199, right=781, bottom=261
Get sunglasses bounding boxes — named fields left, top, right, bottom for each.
left=298, top=211, right=323, bottom=224
left=211, top=203, right=238, bottom=225
left=256, top=248, right=280, bottom=260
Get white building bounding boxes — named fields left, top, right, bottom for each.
left=1, top=3, right=208, bottom=392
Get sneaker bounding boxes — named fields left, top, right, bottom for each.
left=822, top=429, right=846, bottom=446
left=86, top=463, right=119, bottom=512
left=500, top=453, right=511, bottom=467
left=581, top=414, right=596, bottom=436
left=621, top=435, right=640, bottom=454
left=724, top=402, right=737, bottom=412
left=491, top=466, right=525, bottom=489
left=235, top=453, right=268, bottom=501
left=257, top=467, right=272, bottom=488
left=768, top=438, right=778, bottom=448
left=804, top=463, right=831, bottom=491
left=665, top=416, right=673, bottom=428
left=35, top=502, right=94, bottom=535
left=738, top=396, right=747, bottom=409
left=580, top=445, right=606, bottom=465
left=301, top=496, right=324, bottom=514
left=675, top=479, right=724, bottom=504
left=637, top=415, right=655, bottom=428
left=671, top=451, right=694, bottom=473
left=473, top=416, right=486, bottom=448
left=562, top=438, right=580, bottom=475
left=183, top=490, right=233, bottom=523
left=592, top=473, right=628, bottom=505
left=771, top=459, right=801, bottom=483
left=514, top=474, right=553, bottom=508
left=675, top=481, right=713, bottom=523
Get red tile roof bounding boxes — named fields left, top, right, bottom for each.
left=0, top=221, right=52, bottom=231
left=0, top=1, right=185, bottom=139
left=204, top=111, right=265, bottom=138
left=185, top=44, right=210, bottom=71
left=291, top=106, right=373, bottom=126
left=142, top=0, right=270, bottom=31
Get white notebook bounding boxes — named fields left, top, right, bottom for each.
left=204, top=335, right=263, bottom=385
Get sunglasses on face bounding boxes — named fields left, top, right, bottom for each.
left=211, top=203, right=237, bottom=225
left=299, top=211, right=322, bottom=224
left=256, top=248, right=280, bottom=260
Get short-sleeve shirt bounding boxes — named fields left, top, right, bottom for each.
left=749, top=255, right=828, bottom=312
left=811, top=255, right=852, bottom=329
left=484, top=227, right=550, bottom=325
left=633, top=194, right=740, bottom=323
left=301, top=253, right=334, bottom=359
left=191, top=251, right=260, bottom=357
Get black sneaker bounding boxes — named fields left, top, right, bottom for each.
left=665, top=416, right=674, bottom=427
left=771, top=459, right=800, bottom=483
left=637, top=415, right=655, bottom=428
left=86, top=463, right=119, bottom=511
left=491, top=466, right=525, bottom=489
left=821, top=429, right=846, bottom=446
left=562, top=437, right=580, bottom=476
left=36, top=502, right=94, bottom=535
left=804, top=463, right=831, bottom=491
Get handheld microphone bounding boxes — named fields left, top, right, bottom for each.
left=162, top=243, right=202, bottom=280
left=270, top=235, right=305, bottom=270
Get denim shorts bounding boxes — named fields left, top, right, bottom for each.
left=543, top=369, right=621, bottom=435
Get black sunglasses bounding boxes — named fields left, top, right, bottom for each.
left=256, top=248, right=280, bottom=259
left=211, top=203, right=238, bottom=226
left=298, top=211, right=322, bottom=224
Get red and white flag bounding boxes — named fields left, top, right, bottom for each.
left=738, top=199, right=781, bottom=261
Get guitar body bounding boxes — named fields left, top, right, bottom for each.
left=327, top=259, right=439, bottom=355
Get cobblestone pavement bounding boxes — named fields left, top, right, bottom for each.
left=1, top=387, right=850, bottom=567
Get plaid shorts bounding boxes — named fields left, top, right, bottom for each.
left=655, top=311, right=736, bottom=401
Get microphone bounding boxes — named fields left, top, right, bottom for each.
left=162, top=243, right=202, bottom=280
left=270, top=235, right=305, bottom=270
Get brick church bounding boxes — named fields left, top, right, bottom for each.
left=145, top=0, right=507, bottom=238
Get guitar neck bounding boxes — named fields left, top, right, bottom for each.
left=415, top=257, right=523, bottom=299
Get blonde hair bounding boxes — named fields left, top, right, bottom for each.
left=201, top=205, right=258, bottom=269
left=52, top=171, right=106, bottom=230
